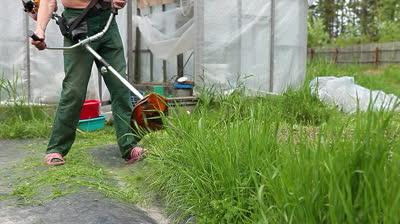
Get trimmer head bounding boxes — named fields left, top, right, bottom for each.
left=131, top=93, right=168, bottom=131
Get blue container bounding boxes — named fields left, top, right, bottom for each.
left=174, top=83, right=194, bottom=97
left=174, top=83, right=193, bottom=89
left=78, top=115, right=105, bottom=132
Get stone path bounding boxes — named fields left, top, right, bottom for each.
left=0, top=140, right=168, bottom=224
left=0, top=192, right=157, bottom=224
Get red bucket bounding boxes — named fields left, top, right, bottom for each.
left=80, top=100, right=101, bottom=120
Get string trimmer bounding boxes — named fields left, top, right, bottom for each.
left=25, top=1, right=168, bottom=131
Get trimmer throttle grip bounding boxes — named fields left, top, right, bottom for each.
left=28, top=30, right=43, bottom=41
left=112, top=7, right=118, bottom=15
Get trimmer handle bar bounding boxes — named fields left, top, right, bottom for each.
left=29, top=12, right=115, bottom=50
left=28, top=11, right=144, bottom=99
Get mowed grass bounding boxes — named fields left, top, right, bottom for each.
left=142, top=62, right=400, bottom=223
left=3, top=126, right=152, bottom=206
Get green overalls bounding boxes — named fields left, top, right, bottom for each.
left=46, top=8, right=139, bottom=160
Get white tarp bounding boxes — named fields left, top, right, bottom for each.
left=310, top=76, right=400, bottom=113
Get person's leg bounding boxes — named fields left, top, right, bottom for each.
left=95, top=21, right=141, bottom=160
left=46, top=37, right=95, bottom=157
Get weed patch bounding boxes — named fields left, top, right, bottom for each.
left=147, top=98, right=400, bottom=223
left=0, top=105, right=54, bottom=139
left=143, top=72, right=400, bottom=223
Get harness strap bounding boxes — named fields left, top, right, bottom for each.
left=68, top=0, right=100, bottom=32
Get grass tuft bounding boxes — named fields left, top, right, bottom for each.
left=0, top=105, right=53, bottom=139
left=142, top=62, right=400, bottom=223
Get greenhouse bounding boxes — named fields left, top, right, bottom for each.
left=0, top=0, right=312, bottom=103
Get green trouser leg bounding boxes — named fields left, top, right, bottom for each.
left=94, top=21, right=141, bottom=159
left=46, top=37, right=94, bottom=157
left=47, top=9, right=140, bottom=159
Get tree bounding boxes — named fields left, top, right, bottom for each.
left=315, top=0, right=338, bottom=38
left=308, top=0, right=400, bottom=46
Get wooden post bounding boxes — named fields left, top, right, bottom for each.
left=177, top=54, right=184, bottom=78
left=149, top=6, right=154, bottom=82
left=25, top=13, right=31, bottom=103
left=162, top=4, right=167, bottom=83
left=127, top=0, right=134, bottom=84
left=374, top=47, right=380, bottom=66
left=334, top=48, right=339, bottom=64
left=310, top=48, right=315, bottom=61
left=269, top=0, right=276, bottom=92
left=134, top=9, right=142, bottom=84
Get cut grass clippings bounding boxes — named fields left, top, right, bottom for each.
left=4, top=127, right=151, bottom=206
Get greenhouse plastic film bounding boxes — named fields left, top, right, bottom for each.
left=1, top=0, right=311, bottom=102
left=0, top=3, right=26, bottom=102
left=195, top=0, right=309, bottom=94
left=134, top=8, right=194, bottom=60
left=0, top=0, right=129, bottom=104
left=132, top=3, right=195, bottom=83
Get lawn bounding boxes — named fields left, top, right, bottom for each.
left=1, top=61, right=399, bottom=223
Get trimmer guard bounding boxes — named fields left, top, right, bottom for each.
left=131, top=93, right=168, bottom=131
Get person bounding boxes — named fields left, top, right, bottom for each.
left=31, top=0, right=145, bottom=166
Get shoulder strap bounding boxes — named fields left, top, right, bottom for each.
left=68, top=0, right=100, bottom=31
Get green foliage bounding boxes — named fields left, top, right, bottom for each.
left=0, top=70, right=26, bottom=102
left=379, top=21, right=400, bottom=42
left=308, top=18, right=330, bottom=47
left=0, top=69, right=52, bottom=139
left=309, top=0, right=400, bottom=47
left=279, top=88, right=334, bottom=125
left=145, top=88, right=400, bottom=223
left=0, top=105, right=53, bottom=139
left=141, top=62, right=400, bottom=223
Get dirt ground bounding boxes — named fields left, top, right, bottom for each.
left=0, top=140, right=169, bottom=224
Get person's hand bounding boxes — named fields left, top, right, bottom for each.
left=31, top=29, right=46, bottom=51
left=112, top=0, right=126, bottom=9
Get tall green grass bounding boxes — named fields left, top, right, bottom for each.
left=0, top=71, right=53, bottom=139
left=145, top=86, right=400, bottom=223
left=0, top=105, right=53, bottom=139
